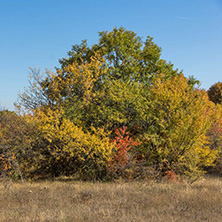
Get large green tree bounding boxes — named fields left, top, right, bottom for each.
left=18, top=27, right=182, bottom=130
left=35, top=27, right=181, bottom=130
left=16, top=27, right=216, bottom=180
left=59, top=27, right=179, bottom=83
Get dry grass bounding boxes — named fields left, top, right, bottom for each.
left=0, top=176, right=222, bottom=222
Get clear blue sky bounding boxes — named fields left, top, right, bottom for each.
left=0, top=0, right=222, bottom=110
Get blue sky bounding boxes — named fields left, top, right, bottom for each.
left=0, top=0, right=222, bottom=110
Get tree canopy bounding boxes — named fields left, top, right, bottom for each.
left=208, top=82, right=222, bottom=104
left=4, top=27, right=221, bottom=181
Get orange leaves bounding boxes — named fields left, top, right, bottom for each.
left=109, top=126, right=141, bottom=176
left=113, top=126, right=140, bottom=164
left=0, top=152, right=16, bottom=174
left=164, top=170, right=179, bottom=182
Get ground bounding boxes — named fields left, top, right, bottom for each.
left=0, top=176, right=222, bottom=222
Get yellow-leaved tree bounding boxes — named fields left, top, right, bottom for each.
left=137, top=74, right=217, bottom=181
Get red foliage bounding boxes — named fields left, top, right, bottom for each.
left=165, top=170, right=179, bottom=182
left=109, top=126, right=141, bottom=175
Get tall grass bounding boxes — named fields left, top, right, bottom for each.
left=0, top=176, right=222, bottom=222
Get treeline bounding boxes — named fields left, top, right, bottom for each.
left=1, top=27, right=222, bottom=182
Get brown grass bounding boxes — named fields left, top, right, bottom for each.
left=0, top=176, right=222, bottom=222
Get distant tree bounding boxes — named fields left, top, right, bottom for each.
left=208, top=82, right=222, bottom=104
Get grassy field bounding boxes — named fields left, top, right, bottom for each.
left=0, top=176, right=222, bottom=222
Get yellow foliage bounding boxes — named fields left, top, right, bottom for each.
left=146, top=74, right=217, bottom=177
left=33, top=107, right=114, bottom=175
left=42, top=53, right=106, bottom=106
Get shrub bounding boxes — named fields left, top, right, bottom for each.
left=28, top=108, right=115, bottom=180
left=108, top=126, right=141, bottom=179
left=0, top=110, right=36, bottom=181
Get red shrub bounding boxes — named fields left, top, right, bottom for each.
left=109, top=126, right=141, bottom=177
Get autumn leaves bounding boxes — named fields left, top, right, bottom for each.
left=1, top=27, right=221, bottom=181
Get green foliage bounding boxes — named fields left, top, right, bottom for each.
left=59, top=27, right=179, bottom=83
left=208, top=82, right=222, bottom=104
left=82, top=79, right=148, bottom=132
left=13, top=27, right=219, bottom=181
left=17, top=27, right=181, bottom=132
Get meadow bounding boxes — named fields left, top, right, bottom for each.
left=1, top=176, right=222, bottom=222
